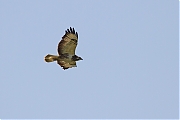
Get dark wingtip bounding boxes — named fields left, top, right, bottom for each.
left=76, top=32, right=78, bottom=38
left=65, top=27, right=78, bottom=38
left=67, top=29, right=70, bottom=33
left=70, top=27, right=72, bottom=32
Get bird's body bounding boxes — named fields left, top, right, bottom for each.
left=44, top=27, right=83, bottom=70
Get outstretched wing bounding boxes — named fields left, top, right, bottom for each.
left=57, top=60, right=77, bottom=70
left=58, top=27, right=78, bottom=55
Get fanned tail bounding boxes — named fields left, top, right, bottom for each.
left=44, top=54, right=59, bottom=62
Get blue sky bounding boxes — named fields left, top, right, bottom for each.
left=0, top=0, right=178, bottom=119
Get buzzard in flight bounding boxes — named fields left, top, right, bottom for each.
left=44, top=27, right=83, bottom=70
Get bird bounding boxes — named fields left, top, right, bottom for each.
left=44, top=27, right=83, bottom=70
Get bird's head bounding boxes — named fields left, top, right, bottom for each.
left=77, top=56, right=83, bottom=61
left=72, top=55, right=83, bottom=61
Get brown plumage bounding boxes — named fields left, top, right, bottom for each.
left=44, top=27, right=83, bottom=70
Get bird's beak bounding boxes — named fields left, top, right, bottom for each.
left=80, top=57, right=83, bottom=60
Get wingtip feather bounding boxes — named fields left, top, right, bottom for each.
left=64, top=27, right=78, bottom=38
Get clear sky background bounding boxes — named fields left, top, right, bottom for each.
left=0, top=0, right=178, bottom=119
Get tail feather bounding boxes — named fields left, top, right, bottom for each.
left=44, top=54, right=59, bottom=62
